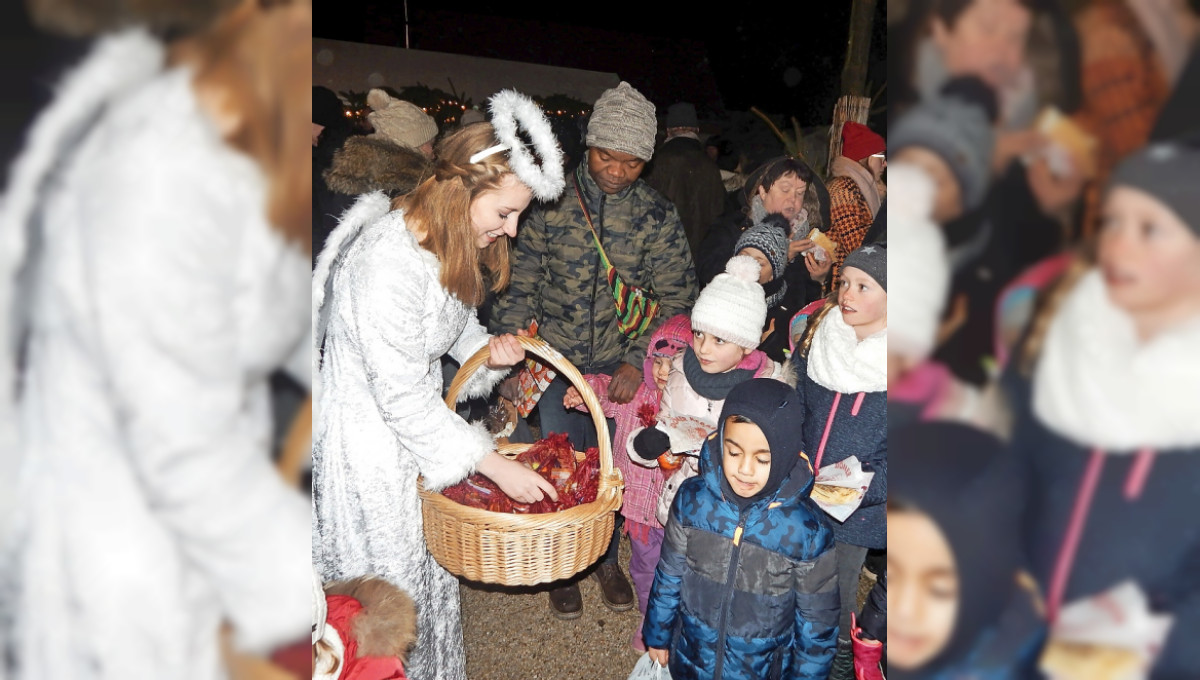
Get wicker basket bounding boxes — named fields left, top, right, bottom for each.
left=417, top=336, right=623, bottom=585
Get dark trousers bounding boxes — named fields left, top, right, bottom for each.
left=539, top=375, right=621, bottom=565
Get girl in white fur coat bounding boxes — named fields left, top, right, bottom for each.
left=311, top=119, right=562, bottom=680
left=0, top=4, right=313, bottom=679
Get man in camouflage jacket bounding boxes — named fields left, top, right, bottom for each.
left=490, top=81, right=698, bottom=618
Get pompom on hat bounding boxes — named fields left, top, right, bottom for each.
left=690, top=255, right=768, bottom=349
left=886, top=164, right=949, bottom=360
left=366, top=89, right=438, bottom=150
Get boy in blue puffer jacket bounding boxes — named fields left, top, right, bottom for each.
left=643, top=379, right=840, bottom=680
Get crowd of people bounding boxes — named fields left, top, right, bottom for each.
left=311, top=0, right=1200, bottom=678
left=311, top=67, right=889, bottom=678
left=1, top=1, right=313, bottom=679
left=3, top=0, right=1193, bottom=678
left=885, top=1, right=1200, bottom=679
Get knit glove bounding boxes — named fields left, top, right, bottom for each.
left=633, top=427, right=671, bottom=461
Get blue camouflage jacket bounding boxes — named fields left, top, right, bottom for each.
left=643, top=430, right=840, bottom=680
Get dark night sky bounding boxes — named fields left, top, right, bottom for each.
left=315, top=1, right=887, bottom=128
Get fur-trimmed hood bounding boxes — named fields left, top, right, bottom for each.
left=323, top=576, right=417, bottom=661
left=323, top=135, right=432, bottom=198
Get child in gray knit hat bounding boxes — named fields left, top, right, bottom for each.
left=734, top=214, right=791, bottom=307
left=891, top=76, right=998, bottom=224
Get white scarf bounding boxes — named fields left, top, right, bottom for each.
left=1034, top=269, right=1200, bottom=452
left=832, top=156, right=882, bottom=217
left=807, top=306, right=888, bottom=394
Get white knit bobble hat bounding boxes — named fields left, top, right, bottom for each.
left=690, top=255, right=767, bottom=349
left=887, top=162, right=949, bottom=361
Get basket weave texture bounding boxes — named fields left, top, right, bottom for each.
left=418, top=336, right=623, bottom=585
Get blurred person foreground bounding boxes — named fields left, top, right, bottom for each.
left=0, top=0, right=313, bottom=679
left=888, top=0, right=1200, bottom=677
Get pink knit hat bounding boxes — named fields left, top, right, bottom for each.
left=643, top=314, right=692, bottom=389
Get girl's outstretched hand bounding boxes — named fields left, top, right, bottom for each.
left=647, top=648, right=669, bottom=667
left=485, top=334, right=525, bottom=369
left=563, top=386, right=586, bottom=410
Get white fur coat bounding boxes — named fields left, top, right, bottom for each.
left=0, top=30, right=312, bottom=679
left=311, top=193, right=507, bottom=680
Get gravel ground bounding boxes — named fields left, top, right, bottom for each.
left=460, top=535, right=877, bottom=680
left=461, top=536, right=644, bottom=680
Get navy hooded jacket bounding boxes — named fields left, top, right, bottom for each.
left=643, top=426, right=840, bottom=680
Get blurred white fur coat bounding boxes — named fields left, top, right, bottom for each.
left=0, top=31, right=311, bottom=679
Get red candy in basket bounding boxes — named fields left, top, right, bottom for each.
left=441, top=433, right=601, bottom=514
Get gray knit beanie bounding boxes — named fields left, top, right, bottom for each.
left=586, top=81, right=657, bottom=162
left=734, top=214, right=790, bottom=280
left=843, top=243, right=887, bottom=292
left=1109, top=138, right=1200, bottom=237
left=890, top=78, right=996, bottom=212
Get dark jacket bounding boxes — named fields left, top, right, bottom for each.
left=645, top=136, right=727, bottom=259
left=312, top=125, right=355, bottom=265
left=1150, top=45, right=1200, bottom=141
left=644, top=431, right=840, bottom=680
left=935, top=160, right=1064, bottom=386
left=790, top=353, right=887, bottom=549
left=490, top=162, right=698, bottom=373
left=1004, top=369, right=1200, bottom=679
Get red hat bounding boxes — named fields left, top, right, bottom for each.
left=841, top=122, right=886, bottom=162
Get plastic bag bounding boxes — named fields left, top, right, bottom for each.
left=627, top=652, right=672, bottom=680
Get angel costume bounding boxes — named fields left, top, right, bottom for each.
left=0, top=30, right=311, bottom=679
left=311, top=191, right=509, bottom=680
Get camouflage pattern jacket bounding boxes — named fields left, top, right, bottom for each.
left=491, top=162, right=698, bottom=374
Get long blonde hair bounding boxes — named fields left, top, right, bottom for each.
left=397, top=123, right=517, bottom=306
left=1017, top=246, right=1096, bottom=376
left=172, top=0, right=312, bottom=252
left=798, top=289, right=840, bottom=360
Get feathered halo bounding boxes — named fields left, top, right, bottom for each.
left=469, top=90, right=565, bottom=202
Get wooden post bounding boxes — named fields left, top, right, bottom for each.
left=828, top=96, right=873, bottom=175
left=828, top=0, right=877, bottom=175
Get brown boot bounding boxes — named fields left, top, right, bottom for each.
left=548, top=582, right=583, bottom=620
left=593, top=562, right=634, bottom=612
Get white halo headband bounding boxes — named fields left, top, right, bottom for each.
left=473, top=90, right=566, bottom=202
left=469, top=144, right=509, bottom=164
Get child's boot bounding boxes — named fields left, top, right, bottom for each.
left=851, top=613, right=884, bottom=680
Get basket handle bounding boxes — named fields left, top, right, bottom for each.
left=443, top=335, right=615, bottom=481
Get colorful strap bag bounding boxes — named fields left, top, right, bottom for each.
left=574, top=179, right=660, bottom=340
